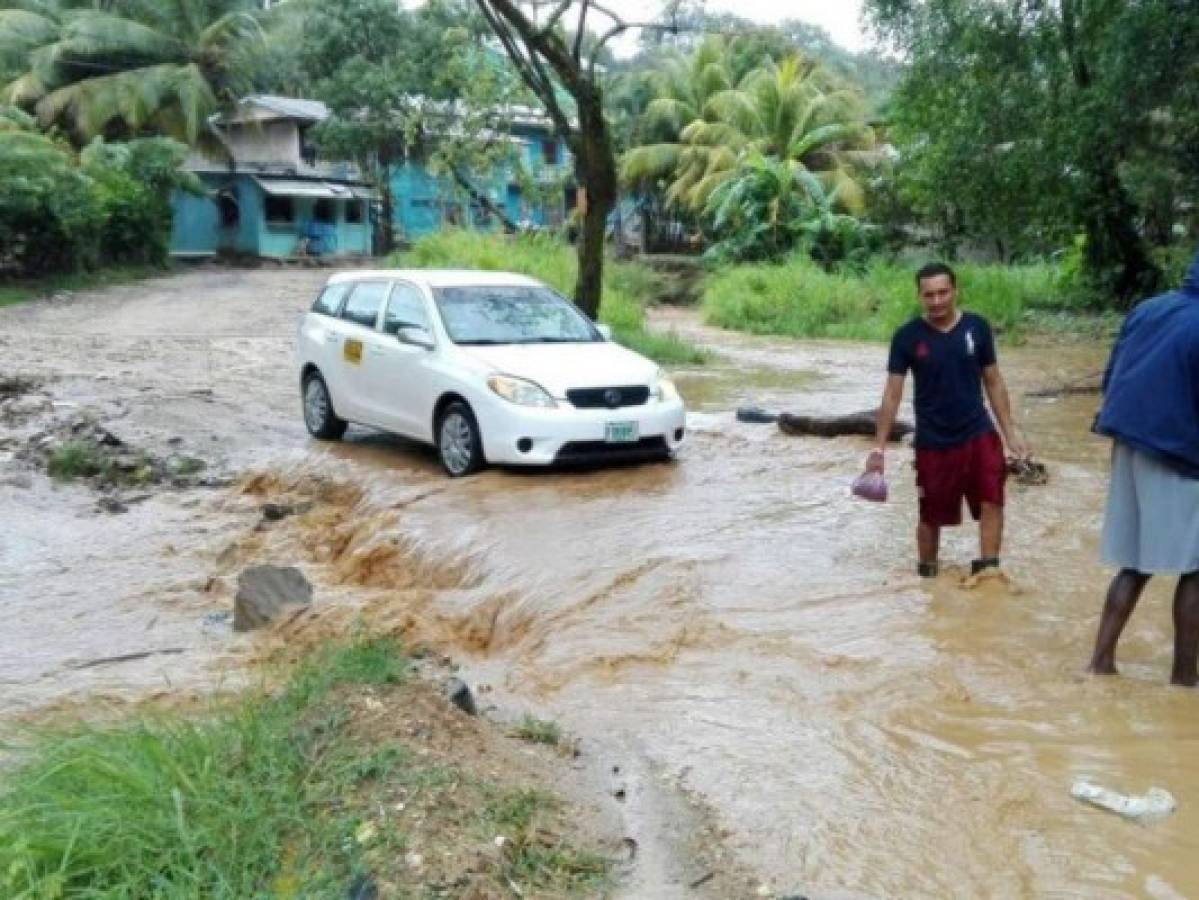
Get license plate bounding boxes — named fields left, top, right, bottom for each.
left=605, top=421, right=639, bottom=443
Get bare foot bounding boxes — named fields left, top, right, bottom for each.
left=1088, top=661, right=1118, bottom=676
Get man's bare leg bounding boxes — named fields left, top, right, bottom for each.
left=917, top=520, right=940, bottom=573
left=979, top=502, right=1003, bottom=560
left=1170, top=572, right=1199, bottom=687
left=1089, top=569, right=1151, bottom=674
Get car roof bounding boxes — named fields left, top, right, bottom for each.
left=326, top=269, right=545, bottom=289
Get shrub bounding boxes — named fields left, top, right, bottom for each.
left=703, top=253, right=1073, bottom=341
left=82, top=138, right=202, bottom=268
left=0, top=119, right=101, bottom=277
left=0, top=113, right=198, bottom=278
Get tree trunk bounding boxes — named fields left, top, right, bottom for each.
left=1060, top=0, right=1160, bottom=306
left=378, top=148, right=395, bottom=256
left=1082, top=163, right=1161, bottom=307
left=571, top=91, right=617, bottom=320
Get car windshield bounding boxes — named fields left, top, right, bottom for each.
left=433, top=285, right=600, bottom=345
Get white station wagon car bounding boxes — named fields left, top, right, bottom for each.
left=296, top=270, right=686, bottom=476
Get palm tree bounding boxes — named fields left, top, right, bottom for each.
left=622, top=51, right=875, bottom=214
left=0, top=0, right=263, bottom=147
left=619, top=37, right=737, bottom=194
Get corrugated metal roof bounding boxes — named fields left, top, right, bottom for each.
left=253, top=177, right=353, bottom=198
left=241, top=95, right=329, bottom=122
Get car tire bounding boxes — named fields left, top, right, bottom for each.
left=302, top=371, right=348, bottom=440
left=436, top=401, right=485, bottom=477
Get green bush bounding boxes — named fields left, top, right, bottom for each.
left=82, top=138, right=202, bottom=268
left=703, top=253, right=1072, bottom=341
left=0, top=111, right=197, bottom=278
left=391, top=229, right=708, bottom=364
left=0, top=119, right=101, bottom=277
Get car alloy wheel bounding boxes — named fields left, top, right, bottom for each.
left=437, top=403, right=483, bottom=477
left=301, top=373, right=347, bottom=440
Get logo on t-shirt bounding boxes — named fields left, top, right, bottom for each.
left=965, top=330, right=975, bottom=356
left=915, top=340, right=929, bottom=359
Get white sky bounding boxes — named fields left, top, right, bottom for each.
left=600, top=0, right=871, bottom=55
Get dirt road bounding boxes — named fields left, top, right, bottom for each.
left=2, top=266, right=1196, bottom=898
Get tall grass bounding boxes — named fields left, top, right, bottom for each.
left=0, top=636, right=405, bottom=898
left=0, top=634, right=608, bottom=898
left=702, top=254, right=1078, bottom=342
left=390, top=229, right=707, bottom=364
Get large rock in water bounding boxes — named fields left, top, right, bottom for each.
left=777, top=409, right=913, bottom=441
left=234, top=565, right=313, bottom=632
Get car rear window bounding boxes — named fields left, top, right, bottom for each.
left=312, top=283, right=350, bottom=316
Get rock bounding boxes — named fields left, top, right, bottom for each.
left=446, top=677, right=477, bottom=715
left=777, top=409, right=913, bottom=441
left=97, top=495, right=129, bottom=514
left=233, top=565, right=313, bottom=632
left=261, top=500, right=312, bottom=522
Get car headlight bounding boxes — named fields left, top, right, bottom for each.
left=651, top=370, right=680, bottom=403
left=487, top=374, right=557, bottom=408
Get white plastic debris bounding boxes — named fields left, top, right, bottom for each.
left=1070, top=779, right=1176, bottom=822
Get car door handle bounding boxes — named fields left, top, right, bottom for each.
left=366, top=345, right=386, bottom=356
left=324, top=333, right=339, bottom=343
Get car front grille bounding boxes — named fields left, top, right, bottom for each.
left=553, top=436, right=669, bottom=465
left=566, top=385, right=650, bottom=409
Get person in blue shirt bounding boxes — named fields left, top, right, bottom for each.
left=869, top=262, right=1029, bottom=577
left=1088, top=249, right=1199, bottom=686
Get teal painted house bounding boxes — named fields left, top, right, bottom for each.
left=390, top=106, right=576, bottom=242
left=170, top=96, right=376, bottom=260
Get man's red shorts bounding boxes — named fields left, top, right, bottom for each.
left=915, top=430, right=1006, bottom=527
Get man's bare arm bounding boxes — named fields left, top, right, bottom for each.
left=982, top=364, right=1028, bottom=458
left=868, top=374, right=906, bottom=471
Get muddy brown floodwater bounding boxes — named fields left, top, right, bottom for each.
left=1, top=268, right=1196, bottom=897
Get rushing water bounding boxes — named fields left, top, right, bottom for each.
left=2, top=271, right=1196, bottom=896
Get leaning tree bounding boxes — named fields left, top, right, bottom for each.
left=474, top=0, right=677, bottom=318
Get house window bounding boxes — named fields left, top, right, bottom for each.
left=313, top=199, right=336, bottom=223
left=265, top=195, right=294, bottom=224
left=218, top=192, right=239, bottom=227
left=542, top=140, right=558, bottom=165
left=346, top=201, right=364, bottom=223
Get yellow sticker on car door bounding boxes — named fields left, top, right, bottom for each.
left=343, top=338, right=363, bottom=365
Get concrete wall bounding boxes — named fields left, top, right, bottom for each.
left=224, top=121, right=302, bottom=168
left=171, top=176, right=371, bottom=259
left=169, top=190, right=219, bottom=256
left=389, top=130, right=574, bottom=240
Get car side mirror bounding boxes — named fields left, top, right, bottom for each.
left=596, top=323, right=613, bottom=341
left=396, top=325, right=435, bottom=350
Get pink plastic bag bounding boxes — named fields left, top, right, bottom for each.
left=851, top=470, right=888, bottom=502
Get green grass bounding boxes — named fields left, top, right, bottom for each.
left=0, top=264, right=169, bottom=309
left=702, top=254, right=1109, bottom=343
left=46, top=441, right=108, bottom=481
left=481, top=788, right=609, bottom=892
left=0, top=634, right=608, bottom=898
left=511, top=715, right=562, bottom=747
left=390, top=229, right=708, bottom=365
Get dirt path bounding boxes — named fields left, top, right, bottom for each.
left=2, top=267, right=1196, bottom=898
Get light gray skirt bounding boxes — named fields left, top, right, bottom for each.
left=1101, top=442, right=1199, bottom=575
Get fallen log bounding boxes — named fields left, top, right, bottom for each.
left=777, top=410, right=913, bottom=442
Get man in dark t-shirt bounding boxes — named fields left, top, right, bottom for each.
left=868, top=262, right=1029, bottom=577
